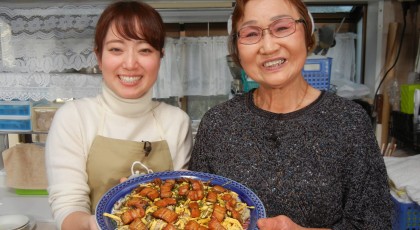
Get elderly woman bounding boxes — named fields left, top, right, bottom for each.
left=189, top=0, right=392, bottom=229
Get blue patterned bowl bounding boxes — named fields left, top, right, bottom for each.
left=96, top=171, right=266, bottom=230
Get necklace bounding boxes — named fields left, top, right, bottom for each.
left=295, top=83, right=309, bottom=110
left=254, top=83, right=309, bottom=111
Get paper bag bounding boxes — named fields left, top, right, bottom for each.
left=2, top=143, right=48, bottom=189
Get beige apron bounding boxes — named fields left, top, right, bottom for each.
left=86, top=109, right=174, bottom=212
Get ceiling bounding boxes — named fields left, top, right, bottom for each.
left=0, top=0, right=369, bottom=23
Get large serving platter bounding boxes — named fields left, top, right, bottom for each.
left=96, top=171, right=266, bottom=230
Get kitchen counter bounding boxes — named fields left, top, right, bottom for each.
left=0, top=169, right=56, bottom=229
left=391, top=147, right=418, bottom=157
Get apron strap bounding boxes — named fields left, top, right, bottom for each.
left=129, top=161, right=153, bottom=179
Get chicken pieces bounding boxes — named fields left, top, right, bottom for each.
left=104, top=177, right=249, bottom=230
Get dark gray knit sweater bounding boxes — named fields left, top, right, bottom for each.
left=189, top=90, right=392, bottom=229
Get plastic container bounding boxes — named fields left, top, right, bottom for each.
left=0, top=101, right=31, bottom=117
left=391, top=194, right=420, bottom=230
left=14, top=188, right=48, bottom=195
left=241, top=57, right=332, bottom=92
left=241, top=70, right=259, bottom=92
left=0, top=116, right=31, bottom=132
left=401, top=84, right=420, bottom=114
left=31, top=107, right=58, bottom=132
left=302, top=57, right=332, bottom=91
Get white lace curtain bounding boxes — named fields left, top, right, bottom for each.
left=326, top=33, right=357, bottom=82
left=0, top=5, right=102, bottom=73
left=155, top=37, right=231, bottom=98
left=0, top=4, right=231, bottom=101
left=0, top=4, right=357, bottom=101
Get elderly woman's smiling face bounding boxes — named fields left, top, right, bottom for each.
left=237, top=0, right=308, bottom=89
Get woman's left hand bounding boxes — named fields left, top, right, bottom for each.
left=257, top=215, right=330, bottom=230
left=257, top=215, right=303, bottom=230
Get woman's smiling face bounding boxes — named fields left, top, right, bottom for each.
left=97, top=22, right=162, bottom=99
left=237, top=0, right=308, bottom=89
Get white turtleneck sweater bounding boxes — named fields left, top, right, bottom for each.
left=45, top=84, right=192, bottom=228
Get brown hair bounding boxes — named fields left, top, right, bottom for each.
left=228, top=0, right=316, bottom=67
left=94, top=0, right=165, bottom=59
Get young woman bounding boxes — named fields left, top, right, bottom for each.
left=45, top=1, right=192, bottom=229
left=189, top=0, right=392, bottom=229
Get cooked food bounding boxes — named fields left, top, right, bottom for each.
left=103, top=177, right=253, bottom=230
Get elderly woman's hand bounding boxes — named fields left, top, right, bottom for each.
left=257, top=215, right=303, bottom=230
left=258, top=215, right=330, bottom=230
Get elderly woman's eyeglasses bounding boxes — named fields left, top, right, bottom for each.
left=236, top=17, right=306, bottom=45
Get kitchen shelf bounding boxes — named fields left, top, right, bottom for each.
left=0, top=131, right=48, bottom=135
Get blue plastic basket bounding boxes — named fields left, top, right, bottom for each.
left=391, top=195, right=420, bottom=230
left=241, top=57, right=332, bottom=92
left=0, top=117, right=32, bottom=132
left=302, top=57, right=332, bottom=91
left=0, top=101, right=31, bottom=116
left=241, top=70, right=259, bottom=92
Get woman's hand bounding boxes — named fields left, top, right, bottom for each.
left=257, top=216, right=330, bottom=230
left=257, top=215, right=303, bottom=230
left=89, top=215, right=99, bottom=230
left=62, top=212, right=99, bottom=230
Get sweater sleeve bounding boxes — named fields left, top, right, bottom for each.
left=45, top=101, right=91, bottom=229
left=332, top=109, right=393, bottom=230
left=189, top=111, right=216, bottom=173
